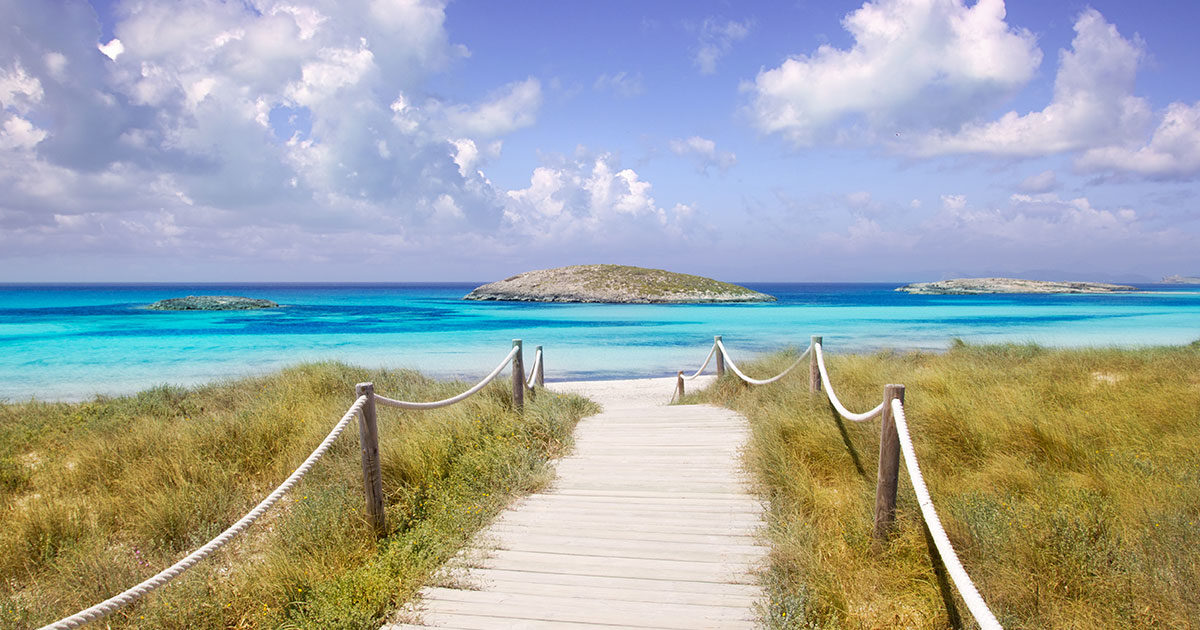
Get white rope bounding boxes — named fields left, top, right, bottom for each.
left=40, top=396, right=370, bottom=630
left=682, top=343, right=718, bottom=380
left=524, top=348, right=543, bottom=389
left=375, top=346, right=519, bottom=410
left=814, top=342, right=884, bottom=422
left=714, top=339, right=812, bottom=386
left=891, top=399, right=1003, bottom=629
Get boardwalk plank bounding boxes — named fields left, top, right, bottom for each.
left=390, top=375, right=765, bottom=630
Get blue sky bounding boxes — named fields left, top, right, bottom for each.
left=1, top=0, right=1197, bottom=282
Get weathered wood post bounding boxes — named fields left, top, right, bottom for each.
left=874, top=384, right=905, bottom=540
left=714, top=335, right=725, bottom=378
left=675, top=370, right=685, bottom=400
left=511, top=339, right=525, bottom=413
left=535, top=345, right=545, bottom=388
left=355, top=382, right=385, bottom=537
left=810, top=335, right=823, bottom=392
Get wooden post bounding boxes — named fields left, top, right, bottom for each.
left=535, top=345, right=545, bottom=387
left=810, top=335, right=823, bottom=392
left=874, top=384, right=905, bottom=540
left=511, top=339, right=524, bottom=413
left=714, top=335, right=725, bottom=378
left=676, top=370, right=685, bottom=400
left=355, top=382, right=385, bottom=537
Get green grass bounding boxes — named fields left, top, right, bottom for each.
left=685, top=342, right=1200, bottom=629
left=0, top=362, right=597, bottom=629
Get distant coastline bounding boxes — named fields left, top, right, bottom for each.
left=896, top=278, right=1137, bottom=295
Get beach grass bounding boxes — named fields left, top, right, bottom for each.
left=685, top=341, right=1200, bottom=629
left=0, top=362, right=596, bottom=629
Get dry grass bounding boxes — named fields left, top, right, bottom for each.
left=0, top=362, right=596, bottom=629
left=687, top=341, right=1200, bottom=629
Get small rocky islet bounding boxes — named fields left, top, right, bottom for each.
left=896, top=278, right=1137, bottom=295
left=463, top=265, right=775, bottom=304
left=147, top=295, right=280, bottom=310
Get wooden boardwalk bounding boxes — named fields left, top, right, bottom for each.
left=387, top=376, right=766, bottom=630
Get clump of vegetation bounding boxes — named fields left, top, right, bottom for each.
left=686, top=343, right=1200, bottom=629
left=0, top=363, right=596, bottom=629
left=576, top=264, right=764, bottom=298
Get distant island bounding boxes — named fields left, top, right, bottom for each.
left=897, top=278, right=1137, bottom=295
left=147, top=296, right=280, bottom=310
left=463, top=265, right=776, bottom=303
left=1161, top=275, right=1200, bottom=284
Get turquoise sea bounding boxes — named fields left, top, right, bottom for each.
left=1, top=283, right=1198, bottom=401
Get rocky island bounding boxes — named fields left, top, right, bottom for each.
left=896, top=278, right=1137, bottom=295
left=147, top=296, right=280, bottom=310
left=463, top=265, right=775, bottom=303
left=1161, top=275, right=1200, bottom=284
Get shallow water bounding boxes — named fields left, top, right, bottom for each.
left=1, top=282, right=1197, bottom=401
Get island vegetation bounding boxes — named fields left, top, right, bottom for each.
left=463, top=264, right=775, bottom=303
left=897, top=277, right=1137, bottom=294
left=0, top=365, right=595, bottom=629
left=684, top=341, right=1200, bottom=628
left=146, top=296, right=280, bottom=310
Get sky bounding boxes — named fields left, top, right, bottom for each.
left=1, top=0, right=1198, bottom=282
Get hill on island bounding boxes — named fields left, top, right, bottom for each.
left=463, top=265, right=775, bottom=304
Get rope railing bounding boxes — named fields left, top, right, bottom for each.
left=715, top=338, right=812, bottom=386
left=677, top=334, right=1002, bottom=629
left=892, top=399, right=1003, bottom=630
left=813, top=341, right=885, bottom=422
left=42, top=341, right=541, bottom=630
left=38, top=395, right=369, bottom=630
left=682, top=342, right=717, bottom=380
left=375, top=346, right=519, bottom=410
left=525, top=346, right=544, bottom=390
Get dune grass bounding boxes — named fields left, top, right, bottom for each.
left=0, top=362, right=596, bottom=629
left=686, top=341, right=1200, bottom=629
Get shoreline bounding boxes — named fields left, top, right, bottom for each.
left=7, top=340, right=1198, bottom=404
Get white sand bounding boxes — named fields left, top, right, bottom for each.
left=546, top=375, right=717, bottom=410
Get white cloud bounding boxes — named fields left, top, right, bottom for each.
left=669, top=135, right=736, bottom=173
left=747, top=0, right=1041, bottom=145
left=0, top=0, right=538, bottom=268
left=915, top=9, right=1149, bottom=156
left=0, top=64, right=44, bottom=112
left=0, top=116, right=47, bottom=150
left=286, top=44, right=376, bottom=106
left=926, top=193, right=1142, bottom=247
left=269, top=5, right=328, bottom=40
left=98, top=39, right=124, bottom=61
left=941, top=194, right=966, bottom=210
left=506, top=166, right=567, bottom=218
left=503, top=153, right=695, bottom=245
left=436, top=77, right=542, bottom=137
left=593, top=71, right=643, bottom=98
left=1077, top=101, right=1200, bottom=178
left=1019, top=170, right=1058, bottom=193
left=43, top=52, right=68, bottom=79
left=694, top=18, right=751, bottom=75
